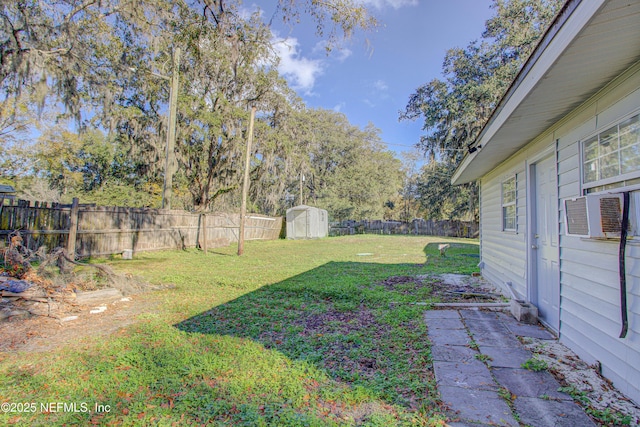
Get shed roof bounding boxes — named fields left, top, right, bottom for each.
left=452, top=0, right=640, bottom=185
left=0, top=184, right=16, bottom=194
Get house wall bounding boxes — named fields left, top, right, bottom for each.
left=555, top=64, right=640, bottom=403
left=479, top=61, right=640, bottom=403
left=479, top=132, right=557, bottom=301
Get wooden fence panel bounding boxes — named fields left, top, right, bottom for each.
left=329, top=219, right=478, bottom=238
left=1, top=199, right=282, bottom=257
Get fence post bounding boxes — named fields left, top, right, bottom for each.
left=67, top=197, right=79, bottom=258
left=201, top=213, right=208, bottom=254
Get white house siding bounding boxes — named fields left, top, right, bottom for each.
left=479, top=62, right=640, bottom=403
left=554, top=65, right=640, bottom=403
left=480, top=168, right=527, bottom=298
left=479, top=132, right=557, bottom=300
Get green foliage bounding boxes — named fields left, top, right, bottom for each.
left=497, top=387, right=514, bottom=403
left=302, top=114, right=403, bottom=220
left=416, top=161, right=477, bottom=220
left=557, top=386, right=633, bottom=426
left=521, top=357, right=548, bottom=372
left=1, top=0, right=381, bottom=215
left=474, top=353, right=491, bottom=362
left=402, top=0, right=564, bottom=163
left=401, top=0, right=564, bottom=220
left=0, top=235, right=479, bottom=426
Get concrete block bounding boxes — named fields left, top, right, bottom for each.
left=510, top=300, right=538, bottom=324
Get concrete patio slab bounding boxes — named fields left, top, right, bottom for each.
left=424, top=309, right=595, bottom=426
left=505, top=322, right=556, bottom=339
left=434, top=360, right=497, bottom=391
left=438, top=386, right=518, bottom=426
left=492, top=367, right=570, bottom=400
left=459, top=310, right=500, bottom=321
left=478, top=345, right=533, bottom=368
left=469, top=328, right=522, bottom=348
left=426, top=317, right=466, bottom=330
left=431, top=344, right=477, bottom=363
left=514, top=396, right=597, bottom=427
left=427, top=327, right=470, bottom=346
left=424, top=310, right=461, bottom=320
left=466, top=319, right=512, bottom=334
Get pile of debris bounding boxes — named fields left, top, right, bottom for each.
left=0, top=271, right=78, bottom=320
left=1, top=232, right=150, bottom=322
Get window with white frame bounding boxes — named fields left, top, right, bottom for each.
left=582, top=113, right=640, bottom=193
left=502, top=176, right=517, bottom=231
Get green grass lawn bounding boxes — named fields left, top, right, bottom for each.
left=0, top=235, right=479, bottom=426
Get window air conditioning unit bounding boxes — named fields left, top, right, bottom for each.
left=564, top=194, right=624, bottom=238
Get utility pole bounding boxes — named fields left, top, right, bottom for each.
left=299, top=173, right=305, bottom=205
left=162, top=47, right=181, bottom=210
left=238, top=106, right=256, bottom=256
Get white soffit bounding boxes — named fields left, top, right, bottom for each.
left=453, top=0, right=640, bottom=184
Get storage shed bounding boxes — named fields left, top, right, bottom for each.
left=286, top=205, right=328, bottom=239
left=0, top=184, right=16, bottom=201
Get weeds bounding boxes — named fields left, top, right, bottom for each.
left=474, top=353, right=491, bottom=362
left=0, top=235, right=480, bottom=426
left=558, top=386, right=633, bottom=426
left=521, top=357, right=548, bottom=372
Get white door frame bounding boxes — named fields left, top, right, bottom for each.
left=526, top=143, right=561, bottom=333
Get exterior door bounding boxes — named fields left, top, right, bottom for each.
left=533, top=154, right=560, bottom=331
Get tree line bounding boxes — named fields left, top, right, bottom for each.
left=1, top=0, right=564, bottom=222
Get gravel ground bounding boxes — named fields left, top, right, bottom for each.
left=522, top=336, right=640, bottom=426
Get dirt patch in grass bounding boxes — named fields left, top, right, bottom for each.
left=378, top=276, right=428, bottom=294
left=428, top=277, right=503, bottom=303
left=378, top=273, right=503, bottom=304
left=0, top=294, right=158, bottom=353
left=297, top=306, right=390, bottom=379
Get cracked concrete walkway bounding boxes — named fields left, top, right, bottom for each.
left=425, top=309, right=596, bottom=427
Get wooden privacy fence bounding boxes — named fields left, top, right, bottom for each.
left=330, top=219, right=479, bottom=238
left=0, top=198, right=282, bottom=257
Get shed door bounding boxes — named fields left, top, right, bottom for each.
left=294, top=210, right=307, bottom=239
left=532, top=154, right=560, bottom=332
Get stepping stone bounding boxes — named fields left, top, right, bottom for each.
left=433, top=360, right=497, bottom=391
left=428, top=327, right=470, bottom=346
left=432, top=344, right=478, bottom=363
left=426, top=318, right=466, bottom=330
left=466, top=319, right=511, bottom=335
left=514, top=397, right=596, bottom=427
left=459, top=310, right=500, bottom=321
left=494, top=311, right=517, bottom=323
left=470, top=328, right=522, bottom=348
left=505, top=322, right=556, bottom=340
left=439, top=386, right=518, bottom=426
left=492, top=368, right=570, bottom=400
left=424, top=310, right=460, bottom=320
left=478, top=345, right=533, bottom=368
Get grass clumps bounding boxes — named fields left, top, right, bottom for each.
left=0, top=235, right=479, bottom=426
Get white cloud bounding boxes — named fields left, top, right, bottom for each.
left=273, top=37, right=323, bottom=94
left=373, top=79, right=388, bottom=91
left=238, top=4, right=264, bottom=20
left=313, top=40, right=353, bottom=62
left=358, top=0, right=418, bottom=10
left=333, top=102, right=346, bottom=112
left=363, top=98, right=376, bottom=108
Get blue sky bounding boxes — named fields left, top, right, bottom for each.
left=268, top=0, right=495, bottom=159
